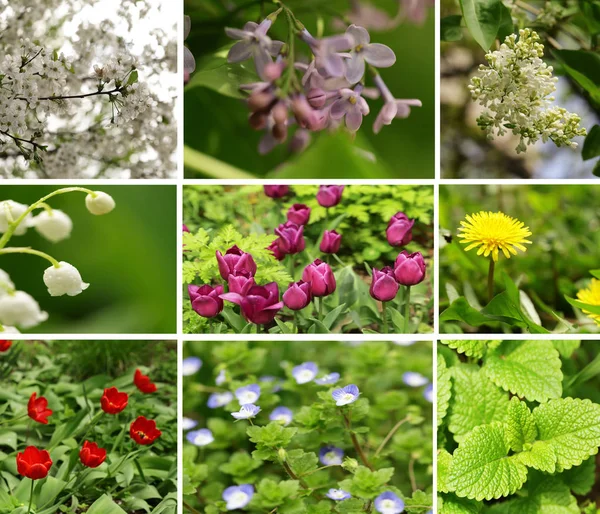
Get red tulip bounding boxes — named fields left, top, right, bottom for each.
left=100, top=387, right=129, bottom=414
left=28, top=392, right=53, bottom=425
left=17, top=446, right=52, bottom=480
left=0, top=340, right=11, bottom=352
left=130, top=416, right=162, bottom=445
left=134, top=369, right=157, bottom=394
left=79, top=441, right=107, bottom=468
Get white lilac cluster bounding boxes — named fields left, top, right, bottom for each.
left=0, top=0, right=176, bottom=178
left=469, top=29, right=587, bottom=153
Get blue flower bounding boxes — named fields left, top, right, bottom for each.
left=216, top=369, right=226, bottom=385
left=319, top=445, right=344, bottom=465
left=235, top=384, right=261, bottom=405
left=374, top=491, right=405, bottom=514
left=182, top=357, right=202, bottom=376
left=231, top=404, right=261, bottom=420
left=223, top=484, right=254, bottom=510
left=207, top=391, right=234, bottom=408
left=423, top=383, right=433, bottom=403
left=402, top=372, right=429, bottom=387
left=269, top=406, right=293, bottom=426
left=332, top=384, right=360, bottom=406
left=186, top=428, right=214, bottom=447
left=182, top=417, right=198, bottom=430
left=292, top=362, right=318, bottom=384
left=315, top=372, right=340, bottom=385
left=326, top=489, right=351, bottom=501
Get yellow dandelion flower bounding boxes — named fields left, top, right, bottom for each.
left=576, top=279, right=600, bottom=324
left=458, top=211, right=532, bottom=263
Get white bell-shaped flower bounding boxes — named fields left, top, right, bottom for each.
left=33, top=210, right=73, bottom=243
left=43, top=261, right=90, bottom=297
left=0, top=200, right=32, bottom=235
left=0, top=325, right=20, bottom=334
left=85, top=192, right=115, bottom=215
left=0, top=269, right=15, bottom=297
left=0, top=291, right=48, bottom=329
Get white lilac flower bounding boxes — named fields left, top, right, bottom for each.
left=345, top=25, right=396, bottom=83
left=43, top=262, right=89, bottom=297
left=182, top=417, right=198, bottom=430
left=85, top=192, right=116, bottom=215
left=223, top=484, right=254, bottom=511
left=292, top=362, right=318, bottom=384
left=269, top=407, right=293, bottom=426
left=0, top=325, right=20, bottom=334
left=301, top=29, right=354, bottom=78
left=332, top=384, right=360, bottom=406
left=231, top=404, right=261, bottom=420
left=374, top=491, right=405, bottom=514
left=235, top=384, right=261, bottom=405
left=423, top=384, right=433, bottom=403
left=469, top=29, right=586, bottom=153
left=315, top=372, right=340, bottom=385
left=372, top=74, right=421, bottom=134
left=402, top=372, right=429, bottom=388
left=187, top=429, right=214, bottom=447
left=32, top=210, right=73, bottom=243
left=208, top=392, right=234, bottom=409
left=330, top=87, right=370, bottom=131
left=326, top=489, right=352, bottom=501
left=319, top=445, right=344, bottom=465
left=182, top=357, right=202, bottom=376
left=0, top=201, right=31, bottom=235
left=216, top=369, right=226, bottom=385
left=0, top=269, right=15, bottom=297
left=0, top=291, right=48, bottom=329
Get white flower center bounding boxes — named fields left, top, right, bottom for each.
left=227, top=491, right=249, bottom=509
left=241, top=391, right=258, bottom=403
left=342, top=393, right=354, bottom=402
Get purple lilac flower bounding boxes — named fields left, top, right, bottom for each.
left=402, top=372, right=429, bottom=387
left=235, top=384, right=261, bottom=405
left=330, top=87, right=370, bottom=131
left=332, top=384, right=360, bottom=406
left=319, top=445, right=344, bottom=465
left=186, top=428, right=214, bottom=447
left=326, top=489, right=352, bottom=501
left=231, top=404, right=261, bottom=420
left=182, top=357, right=202, bottom=376
left=374, top=491, right=405, bottom=514
left=216, top=369, right=226, bottom=385
left=223, top=484, right=255, bottom=511
left=292, top=362, right=318, bottom=384
left=373, top=74, right=421, bottom=134
left=315, top=372, right=340, bottom=385
left=401, top=0, right=435, bottom=25
left=345, top=25, right=396, bottom=83
left=423, top=383, right=433, bottom=403
left=208, top=392, right=234, bottom=408
left=269, top=406, right=293, bottom=426
left=300, top=29, right=353, bottom=78
left=182, top=417, right=197, bottom=431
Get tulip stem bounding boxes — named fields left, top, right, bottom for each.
left=487, top=258, right=495, bottom=303
left=403, top=287, right=411, bottom=333
left=27, top=479, right=34, bottom=514
left=381, top=301, right=388, bottom=334
left=318, top=297, right=323, bottom=321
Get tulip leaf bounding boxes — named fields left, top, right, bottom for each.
left=221, top=307, right=246, bottom=332
left=389, top=308, right=406, bottom=333
left=323, top=303, right=347, bottom=330
left=87, top=494, right=128, bottom=514
left=307, top=318, right=331, bottom=334
left=274, top=318, right=294, bottom=334
left=459, top=0, right=506, bottom=51
left=0, top=430, right=17, bottom=450
left=37, top=477, right=67, bottom=509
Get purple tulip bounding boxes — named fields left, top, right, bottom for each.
left=283, top=281, right=312, bottom=310
left=267, top=239, right=285, bottom=261
left=183, top=224, right=190, bottom=232
left=316, top=185, right=344, bottom=208
left=264, top=185, right=290, bottom=198
left=287, top=204, right=311, bottom=225
left=216, top=245, right=257, bottom=280
left=302, top=259, right=336, bottom=297
left=320, top=230, right=342, bottom=254
left=188, top=284, right=224, bottom=318
left=386, top=212, right=415, bottom=247
left=394, top=251, right=426, bottom=286
left=221, top=282, right=283, bottom=325
left=228, top=274, right=255, bottom=295
left=275, top=222, right=305, bottom=255
left=369, top=267, right=399, bottom=302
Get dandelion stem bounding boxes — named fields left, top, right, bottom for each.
left=487, top=258, right=495, bottom=302
left=403, top=286, right=411, bottom=333
left=381, top=301, right=388, bottom=334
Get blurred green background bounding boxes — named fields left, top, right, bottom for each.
left=0, top=185, right=176, bottom=334
left=184, top=0, right=434, bottom=178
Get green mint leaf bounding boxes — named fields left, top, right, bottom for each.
left=437, top=449, right=453, bottom=493
left=439, top=493, right=483, bottom=514
left=552, top=341, right=581, bottom=358
left=440, top=340, right=488, bottom=359
left=516, top=441, right=557, bottom=473
left=506, top=397, right=537, bottom=452
left=438, top=356, right=452, bottom=427
left=560, top=456, right=595, bottom=496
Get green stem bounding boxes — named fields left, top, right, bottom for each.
left=318, top=297, right=323, bottom=321
left=0, top=247, right=60, bottom=267
left=341, top=410, right=374, bottom=471
left=0, top=412, right=27, bottom=426
left=374, top=416, right=410, bottom=457
left=27, top=479, right=34, bottom=514
left=288, top=255, right=295, bottom=281
left=488, top=258, right=495, bottom=303
left=403, top=286, right=411, bottom=333
left=381, top=301, right=388, bottom=334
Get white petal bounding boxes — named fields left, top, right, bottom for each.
left=345, top=53, right=365, bottom=84
left=363, top=43, right=396, bottom=68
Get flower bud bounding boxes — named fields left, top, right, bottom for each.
left=272, top=102, right=288, bottom=125
left=0, top=201, right=31, bottom=235
left=369, top=266, right=399, bottom=302
left=302, top=259, right=336, bottom=297
left=43, top=262, right=90, bottom=297
left=394, top=251, right=426, bottom=286
left=249, top=111, right=268, bottom=130
left=32, top=210, right=73, bottom=243
left=341, top=457, right=359, bottom=473
left=289, top=129, right=311, bottom=153
left=267, top=239, right=285, bottom=261
left=263, top=185, right=289, bottom=199
left=386, top=212, right=414, bottom=247
left=188, top=284, right=224, bottom=318
left=320, top=230, right=342, bottom=254
left=287, top=204, right=311, bottom=225
left=275, top=221, right=305, bottom=255
left=216, top=245, right=257, bottom=279
left=277, top=448, right=288, bottom=462
left=0, top=291, right=48, bottom=329
left=247, top=91, right=275, bottom=112
left=272, top=122, right=288, bottom=142
left=291, top=95, right=319, bottom=129
left=85, top=192, right=115, bottom=215
left=316, top=185, right=344, bottom=208
left=283, top=280, right=312, bottom=310
left=264, top=61, right=284, bottom=81
left=307, top=88, right=327, bottom=109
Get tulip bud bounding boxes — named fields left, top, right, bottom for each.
left=320, top=230, right=342, bottom=254
left=228, top=274, right=255, bottom=295
left=283, top=280, right=312, bottom=310
left=267, top=239, right=285, bottom=261
left=287, top=204, right=311, bottom=225
left=182, top=224, right=190, bottom=233
left=0, top=200, right=31, bottom=235
left=85, top=192, right=115, bottom=215
left=369, top=267, right=399, bottom=302
left=188, top=284, right=224, bottom=318
left=307, top=88, right=327, bottom=109
left=302, top=259, right=336, bottom=297
left=394, top=251, right=426, bottom=286
left=386, top=212, right=415, bottom=247
left=275, top=221, right=305, bottom=255
left=316, top=185, right=344, bottom=208
left=33, top=210, right=73, bottom=242
left=43, top=262, right=90, bottom=297
left=216, top=245, right=257, bottom=279
left=263, top=185, right=290, bottom=199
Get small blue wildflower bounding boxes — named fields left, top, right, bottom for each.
left=423, top=383, right=433, bottom=403
left=292, top=362, right=318, bottom=384
left=315, top=372, right=340, bottom=385
left=182, top=417, right=198, bottom=430
left=319, top=445, right=344, bottom=465
left=402, top=371, right=429, bottom=387
left=182, top=357, right=202, bottom=376
left=186, top=428, right=214, bottom=447
left=332, top=384, right=360, bottom=406
left=231, top=404, right=261, bottom=420
left=326, top=489, right=351, bottom=501
left=270, top=406, right=293, bottom=426
left=374, top=491, right=405, bottom=514
left=223, top=484, right=254, bottom=510
left=235, top=384, right=261, bottom=405
left=207, top=391, right=234, bottom=408
left=216, top=369, right=226, bottom=385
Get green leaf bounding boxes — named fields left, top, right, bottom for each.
left=0, top=429, right=17, bottom=450
left=565, top=295, right=600, bottom=316
left=439, top=494, right=483, bottom=514
left=126, top=70, right=138, bottom=86
left=440, top=340, right=487, bottom=359
left=459, top=0, right=505, bottom=50
left=87, top=494, right=127, bottom=514
left=552, top=340, right=580, bottom=358
left=286, top=449, right=318, bottom=476
left=582, top=125, right=600, bottom=161
left=337, top=498, right=367, bottom=513
left=533, top=397, right=600, bottom=471
left=219, top=451, right=262, bottom=477
left=516, top=441, right=557, bottom=473
left=342, top=466, right=395, bottom=499
left=448, top=422, right=528, bottom=501
left=561, top=456, right=595, bottom=495
left=441, top=15, right=463, bottom=41
left=506, top=398, right=537, bottom=452
left=247, top=422, right=298, bottom=449
left=552, top=50, right=600, bottom=103
left=437, top=450, right=453, bottom=493
left=437, top=356, right=452, bottom=427
left=254, top=479, right=299, bottom=508
left=322, top=303, right=347, bottom=330
left=440, top=297, right=493, bottom=327
left=37, top=476, right=67, bottom=507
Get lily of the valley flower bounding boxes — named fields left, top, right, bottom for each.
left=85, top=192, right=116, bottom=215
left=0, top=201, right=31, bottom=235
left=32, top=210, right=73, bottom=243
left=0, top=291, right=48, bottom=329
left=43, top=262, right=89, bottom=297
